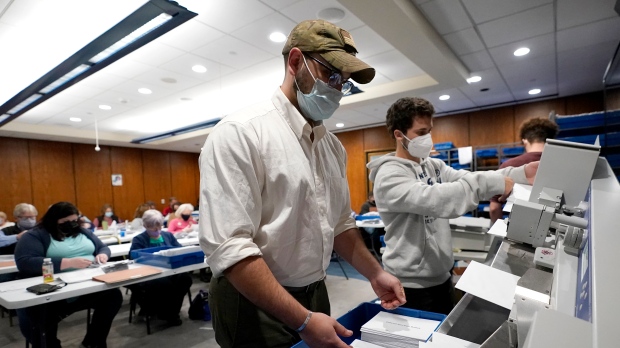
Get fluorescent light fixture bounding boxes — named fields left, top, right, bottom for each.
left=528, top=88, right=541, bottom=95
left=99, top=104, right=112, bottom=110
left=439, top=95, right=450, bottom=101
left=0, top=0, right=197, bottom=128
left=192, top=65, right=207, bottom=73
left=138, top=88, right=152, bottom=94
left=69, top=117, right=82, bottom=122
left=0, top=114, right=9, bottom=123
left=269, top=32, right=287, bottom=43
left=467, top=75, right=482, bottom=83
left=131, top=118, right=222, bottom=144
left=8, top=94, right=43, bottom=114
left=514, top=47, right=530, bottom=56
left=336, top=123, right=344, bottom=128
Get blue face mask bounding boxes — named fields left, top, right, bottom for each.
left=295, top=55, right=343, bottom=121
left=105, top=211, right=113, bottom=217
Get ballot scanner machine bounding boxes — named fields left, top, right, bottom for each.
left=435, top=139, right=619, bottom=348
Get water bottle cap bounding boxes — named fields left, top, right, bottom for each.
left=44, top=258, right=51, bottom=262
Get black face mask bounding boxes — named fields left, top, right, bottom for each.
left=59, top=220, right=81, bottom=236
left=181, top=214, right=190, bottom=221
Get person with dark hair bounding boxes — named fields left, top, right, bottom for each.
left=489, top=118, right=558, bottom=224
left=367, top=97, right=539, bottom=315
left=92, top=203, right=119, bottom=229
left=130, top=203, right=151, bottom=232
left=14, top=202, right=122, bottom=348
left=200, top=19, right=405, bottom=348
left=128, top=210, right=192, bottom=325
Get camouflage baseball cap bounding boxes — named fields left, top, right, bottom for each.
left=282, top=19, right=375, bottom=84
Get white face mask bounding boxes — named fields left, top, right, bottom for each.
left=294, top=55, right=343, bottom=121
left=402, top=133, right=433, bottom=159
left=18, top=217, right=36, bottom=230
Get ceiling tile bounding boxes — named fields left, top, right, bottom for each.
left=20, top=102, right=70, bottom=123
left=419, top=0, right=472, bottom=35
left=258, top=0, right=302, bottom=10
left=279, top=0, right=365, bottom=31
left=102, top=59, right=154, bottom=80
left=230, top=12, right=297, bottom=57
left=360, top=72, right=392, bottom=89
left=477, top=4, right=554, bottom=48
left=488, top=33, right=554, bottom=67
left=131, top=68, right=205, bottom=92
left=420, top=88, right=477, bottom=112
left=558, top=41, right=616, bottom=96
left=58, top=83, right=106, bottom=100
left=557, top=17, right=620, bottom=52
left=193, top=35, right=275, bottom=70
left=557, top=0, right=618, bottom=30
left=110, top=79, right=178, bottom=101
left=123, top=41, right=186, bottom=67
left=157, top=20, right=225, bottom=52
left=459, top=50, right=495, bottom=72
left=187, top=0, right=274, bottom=33
left=78, top=71, right=127, bottom=91
left=461, top=0, right=552, bottom=24
left=361, top=50, right=425, bottom=81
left=352, top=103, right=391, bottom=122
left=44, top=91, right=87, bottom=107
left=158, top=53, right=236, bottom=82
left=69, top=100, right=132, bottom=120
left=443, top=28, right=486, bottom=56
left=90, top=90, right=152, bottom=109
left=350, top=25, right=395, bottom=60
left=499, top=53, right=556, bottom=95
left=458, top=68, right=514, bottom=105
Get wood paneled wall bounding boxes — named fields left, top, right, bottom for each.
left=0, top=138, right=199, bottom=223
left=337, top=90, right=620, bottom=211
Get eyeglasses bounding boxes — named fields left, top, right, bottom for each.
left=304, top=54, right=353, bottom=94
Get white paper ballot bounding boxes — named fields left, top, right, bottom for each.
left=487, top=219, right=508, bottom=237
left=350, top=339, right=384, bottom=348
left=455, top=261, right=520, bottom=309
left=508, top=183, right=532, bottom=202
left=432, top=332, right=480, bottom=348
left=458, top=146, right=472, bottom=165
left=59, top=267, right=105, bottom=283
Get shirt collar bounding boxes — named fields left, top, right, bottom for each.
left=271, top=88, right=326, bottom=141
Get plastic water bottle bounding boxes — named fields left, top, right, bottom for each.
left=120, top=220, right=127, bottom=237
left=42, top=258, right=54, bottom=283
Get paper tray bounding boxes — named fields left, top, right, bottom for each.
left=291, top=302, right=446, bottom=347
left=131, top=246, right=204, bottom=269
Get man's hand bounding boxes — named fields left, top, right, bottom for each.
left=498, top=177, right=515, bottom=202
left=299, top=312, right=352, bottom=348
left=369, top=271, right=406, bottom=310
left=16, top=231, right=26, bottom=240
left=524, top=161, right=539, bottom=185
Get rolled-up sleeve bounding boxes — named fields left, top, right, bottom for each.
left=199, top=122, right=264, bottom=278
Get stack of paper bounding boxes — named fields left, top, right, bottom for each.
left=350, top=339, right=384, bottom=348
left=153, top=245, right=201, bottom=256
left=360, top=311, right=441, bottom=348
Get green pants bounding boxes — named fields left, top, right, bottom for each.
left=209, top=276, right=330, bottom=348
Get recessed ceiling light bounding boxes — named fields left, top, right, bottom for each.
left=514, top=47, right=530, bottom=56
left=336, top=123, right=344, bottom=128
left=466, top=76, right=482, bottom=83
left=528, top=88, right=541, bottom=95
left=138, top=88, right=152, bottom=94
left=69, top=117, right=82, bottom=122
left=269, top=32, right=287, bottom=43
left=99, top=105, right=111, bottom=110
left=439, top=95, right=450, bottom=101
left=317, top=8, right=346, bottom=22
left=161, top=77, right=177, bottom=83
left=192, top=65, right=207, bottom=73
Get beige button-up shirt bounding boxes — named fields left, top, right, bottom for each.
left=199, top=88, right=356, bottom=287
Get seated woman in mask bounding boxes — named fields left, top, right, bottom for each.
left=129, top=209, right=192, bottom=325
left=92, top=203, right=120, bottom=229
left=14, top=202, right=122, bottom=348
left=0, top=203, right=38, bottom=255
left=167, top=203, right=196, bottom=233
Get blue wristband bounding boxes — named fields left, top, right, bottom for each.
left=296, top=311, right=313, bottom=332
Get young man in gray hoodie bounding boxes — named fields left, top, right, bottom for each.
left=367, top=97, right=538, bottom=314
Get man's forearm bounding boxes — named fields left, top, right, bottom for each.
left=489, top=201, right=503, bottom=225
left=224, top=255, right=309, bottom=330
left=333, top=228, right=383, bottom=281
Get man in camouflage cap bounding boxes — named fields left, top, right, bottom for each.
left=200, top=19, right=406, bottom=348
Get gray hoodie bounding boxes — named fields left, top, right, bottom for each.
left=368, top=153, right=528, bottom=288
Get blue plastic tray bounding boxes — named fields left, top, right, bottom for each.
left=475, top=149, right=498, bottom=158
left=291, top=302, right=446, bottom=347
left=556, top=112, right=605, bottom=130
left=434, top=142, right=454, bottom=150
left=557, top=134, right=605, bottom=146
left=131, top=246, right=204, bottom=269
left=607, top=132, right=620, bottom=146
left=503, top=146, right=524, bottom=156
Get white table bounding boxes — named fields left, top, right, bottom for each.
left=0, top=261, right=208, bottom=310
left=108, top=237, right=200, bottom=258
left=0, top=255, right=17, bottom=275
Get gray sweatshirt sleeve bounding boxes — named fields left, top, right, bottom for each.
left=496, top=165, right=529, bottom=184
left=374, top=161, right=506, bottom=219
